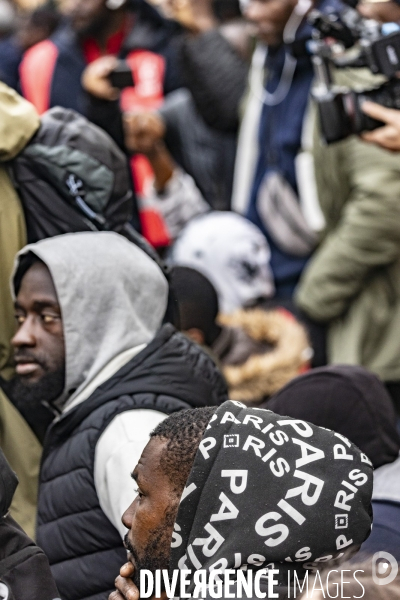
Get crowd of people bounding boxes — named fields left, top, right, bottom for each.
left=1, top=0, right=400, bottom=598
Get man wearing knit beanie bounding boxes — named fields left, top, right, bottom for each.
left=111, top=401, right=373, bottom=599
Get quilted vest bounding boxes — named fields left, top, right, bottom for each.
left=36, top=392, right=189, bottom=600
left=36, top=325, right=228, bottom=600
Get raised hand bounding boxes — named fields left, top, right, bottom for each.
left=109, top=562, right=139, bottom=600
left=123, top=112, right=166, bottom=156
left=361, top=101, right=400, bottom=152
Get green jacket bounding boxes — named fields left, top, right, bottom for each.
left=0, top=82, right=39, bottom=380
left=296, top=70, right=400, bottom=382
left=0, top=84, right=41, bottom=539
left=0, top=390, right=41, bottom=540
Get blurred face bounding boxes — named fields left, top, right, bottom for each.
left=64, top=0, right=110, bottom=36
left=357, top=1, right=400, bottom=23
left=12, top=262, right=65, bottom=407
left=243, top=0, right=298, bottom=46
left=147, top=0, right=174, bottom=18
left=122, top=439, right=181, bottom=588
left=161, top=0, right=196, bottom=27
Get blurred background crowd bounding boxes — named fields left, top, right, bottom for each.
left=2, top=0, right=400, bottom=598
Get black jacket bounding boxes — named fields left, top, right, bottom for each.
left=160, top=89, right=237, bottom=210
left=0, top=449, right=59, bottom=600
left=178, top=29, right=248, bottom=133
left=37, top=325, right=228, bottom=600
left=89, top=87, right=237, bottom=211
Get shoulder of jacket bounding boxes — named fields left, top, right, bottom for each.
left=22, top=39, right=58, bottom=65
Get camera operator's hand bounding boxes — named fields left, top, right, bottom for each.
left=357, top=1, right=400, bottom=24
left=168, top=0, right=217, bottom=33
left=82, top=56, right=120, bottom=101
left=123, top=112, right=166, bottom=156
left=361, top=101, right=400, bottom=152
left=109, top=562, right=138, bottom=600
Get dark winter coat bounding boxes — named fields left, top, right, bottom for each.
left=360, top=500, right=400, bottom=561
left=160, top=88, right=237, bottom=210
left=360, top=453, right=400, bottom=561
left=37, top=325, right=228, bottom=600
left=178, top=29, right=248, bottom=133
left=0, top=449, right=60, bottom=600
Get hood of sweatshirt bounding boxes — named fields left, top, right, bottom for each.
left=266, top=365, right=400, bottom=469
left=170, top=401, right=373, bottom=591
left=13, top=231, right=169, bottom=409
left=47, top=324, right=228, bottom=446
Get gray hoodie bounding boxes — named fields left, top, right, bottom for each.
left=13, top=231, right=169, bottom=410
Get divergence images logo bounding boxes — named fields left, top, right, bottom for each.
left=372, top=552, right=399, bottom=586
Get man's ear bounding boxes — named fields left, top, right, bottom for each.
left=184, top=328, right=205, bottom=346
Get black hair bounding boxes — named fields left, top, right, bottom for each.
left=150, top=406, right=217, bottom=494
left=213, top=0, right=242, bottom=22
left=169, top=266, right=221, bottom=346
left=30, top=4, right=61, bottom=31
left=13, top=252, right=44, bottom=296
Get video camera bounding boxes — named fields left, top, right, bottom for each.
left=304, top=0, right=400, bottom=143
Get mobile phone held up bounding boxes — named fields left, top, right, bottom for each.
left=109, top=61, right=134, bottom=89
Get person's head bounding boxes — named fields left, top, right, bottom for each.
left=170, top=266, right=221, bottom=347
left=63, top=0, right=128, bottom=38
left=171, top=212, right=274, bottom=314
left=121, top=406, right=216, bottom=587
left=12, top=232, right=168, bottom=411
left=242, top=0, right=315, bottom=46
left=213, top=0, right=242, bottom=22
left=11, top=253, right=66, bottom=410
left=122, top=401, right=373, bottom=592
left=267, top=365, right=400, bottom=469
left=16, top=6, right=61, bottom=51
left=357, top=0, right=400, bottom=23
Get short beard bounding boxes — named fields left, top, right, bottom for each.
left=124, top=505, right=178, bottom=589
left=10, top=367, right=65, bottom=409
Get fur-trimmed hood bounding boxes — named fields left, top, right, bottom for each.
left=218, top=308, right=311, bottom=404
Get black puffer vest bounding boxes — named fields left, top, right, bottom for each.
left=37, top=325, right=227, bottom=600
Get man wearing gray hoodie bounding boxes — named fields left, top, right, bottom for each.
left=11, top=231, right=227, bottom=600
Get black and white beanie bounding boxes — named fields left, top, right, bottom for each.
left=169, top=401, right=373, bottom=590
